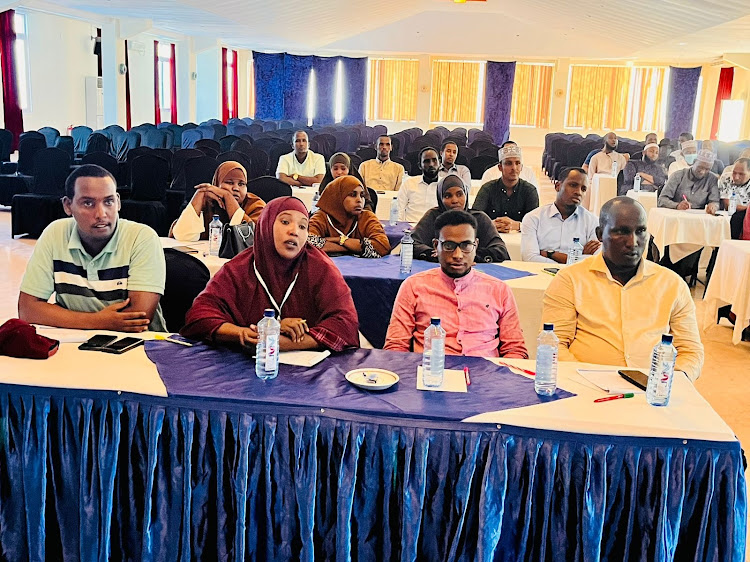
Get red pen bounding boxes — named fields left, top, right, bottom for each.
left=594, top=393, right=635, bottom=403
left=497, top=360, right=536, bottom=377
left=682, top=194, right=688, bottom=202
left=464, top=367, right=471, bottom=386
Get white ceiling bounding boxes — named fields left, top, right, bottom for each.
left=22, top=0, right=750, bottom=61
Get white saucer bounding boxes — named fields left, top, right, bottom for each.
left=345, top=368, right=399, bottom=391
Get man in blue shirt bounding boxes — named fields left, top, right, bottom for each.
left=521, top=167, right=600, bottom=263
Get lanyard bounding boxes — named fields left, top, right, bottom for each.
left=253, top=259, right=298, bottom=319
left=327, top=215, right=357, bottom=238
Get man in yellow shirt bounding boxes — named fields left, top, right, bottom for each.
left=541, top=196, right=704, bottom=381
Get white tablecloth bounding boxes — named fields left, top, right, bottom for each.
left=586, top=174, right=617, bottom=216
left=0, top=341, right=734, bottom=441
left=703, top=239, right=750, bottom=344
left=647, top=208, right=731, bottom=262
left=502, top=231, right=522, bottom=261
left=625, top=190, right=657, bottom=215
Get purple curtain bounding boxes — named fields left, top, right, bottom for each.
left=313, top=56, right=338, bottom=126
left=484, top=61, right=516, bottom=145
left=340, top=56, right=367, bottom=125
left=665, top=66, right=702, bottom=140
left=253, top=52, right=285, bottom=120
left=282, top=54, right=312, bottom=122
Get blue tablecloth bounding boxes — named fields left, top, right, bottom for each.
left=143, top=345, right=575, bottom=421
left=333, top=255, right=534, bottom=347
left=381, top=220, right=411, bottom=249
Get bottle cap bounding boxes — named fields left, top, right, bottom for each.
left=573, top=237, right=580, bottom=243
left=264, top=309, right=275, bottom=317
left=430, top=317, right=441, bottom=326
left=661, top=333, right=673, bottom=344
left=543, top=323, right=554, bottom=331
left=213, top=214, right=220, bottom=219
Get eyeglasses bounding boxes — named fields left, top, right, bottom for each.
left=437, top=240, right=477, bottom=253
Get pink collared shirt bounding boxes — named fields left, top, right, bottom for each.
left=384, top=267, right=528, bottom=358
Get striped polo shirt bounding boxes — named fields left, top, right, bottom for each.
left=20, top=217, right=167, bottom=331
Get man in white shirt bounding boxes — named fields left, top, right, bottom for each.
left=719, top=148, right=750, bottom=184
left=481, top=141, right=539, bottom=189
left=588, top=132, right=629, bottom=177
left=358, top=135, right=404, bottom=191
left=276, top=130, right=325, bottom=187
left=438, top=141, right=471, bottom=188
left=521, top=167, right=600, bottom=263
left=398, top=147, right=440, bottom=223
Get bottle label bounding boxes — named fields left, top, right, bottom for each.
left=653, top=361, right=671, bottom=398
left=264, top=334, right=279, bottom=371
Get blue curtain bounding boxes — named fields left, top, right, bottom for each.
left=0, top=386, right=746, bottom=561
left=340, top=56, right=367, bottom=125
left=313, top=56, right=338, bottom=126
left=253, top=52, right=285, bottom=120
left=282, top=55, right=313, bottom=122
left=484, top=61, right=516, bottom=145
left=665, top=66, right=702, bottom=140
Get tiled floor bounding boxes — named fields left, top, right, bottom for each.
left=1, top=151, right=748, bottom=551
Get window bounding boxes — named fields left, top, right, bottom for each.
left=156, top=42, right=173, bottom=117
left=429, top=60, right=485, bottom=125
left=247, top=58, right=255, bottom=118
left=565, top=65, right=669, bottom=132
left=226, top=49, right=236, bottom=118
left=307, top=69, right=316, bottom=127
left=367, top=58, right=419, bottom=122
left=717, top=99, right=743, bottom=142
left=14, top=13, right=30, bottom=111
left=334, top=60, right=344, bottom=123
left=511, top=63, right=553, bottom=128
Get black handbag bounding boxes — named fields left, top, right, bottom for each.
left=219, top=221, right=255, bottom=259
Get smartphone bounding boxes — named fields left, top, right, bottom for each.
left=618, top=369, right=648, bottom=391
left=172, top=246, right=199, bottom=254
left=99, top=337, right=144, bottom=354
left=543, top=267, right=560, bottom=275
left=78, top=334, right=118, bottom=351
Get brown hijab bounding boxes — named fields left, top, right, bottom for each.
left=201, top=160, right=265, bottom=230
left=316, top=175, right=363, bottom=233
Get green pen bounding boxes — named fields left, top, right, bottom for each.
left=594, top=393, right=635, bottom=403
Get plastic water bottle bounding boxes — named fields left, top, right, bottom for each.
left=535, top=323, right=559, bottom=396
left=389, top=197, right=399, bottom=226
left=646, top=333, right=677, bottom=406
left=400, top=229, right=413, bottom=274
left=208, top=215, right=222, bottom=257
left=310, top=192, right=321, bottom=215
left=633, top=174, right=642, bottom=192
left=422, top=317, right=445, bottom=387
left=611, top=160, right=619, bottom=177
left=255, top=309, right=280, bottom=380
left=728, top=189, right=737, bottom=216
left=566, top=237, right=583, bottom=265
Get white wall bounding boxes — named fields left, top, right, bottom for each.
left=20, top=11, right=98, bottom=133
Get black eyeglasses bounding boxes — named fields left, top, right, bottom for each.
left=437, top=240, right=477, bottom=253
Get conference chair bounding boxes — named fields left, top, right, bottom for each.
left=230, top=138, right=253, bottom=156
left=211, top=123, right=227, bottom=139
left=219, top=135, right=240, bottom=153
left=469, top=155, right=498, bottom=180
left=119, top=154, right=170, bottom=235
left=0, top=128, right=12, bottom=163
left=217, top=150, right=253, bottom=174
left=181, top=129, right=201, bottom=149
left=85, top=133, right=110, bottom=155
left=196, top=146, right=219, bottom=158
left=262, top=122, right=278, bottom=132
left=347, top=153, right=362, bottom=169
left=161, top=248, right=211, bottom=332
left=183, top=155, right=219, bottom=201
left=247, top=148, right=269, bottom=179
left=391, top=156, right=411, bottom=176
left=168, top=149, right=203, bottom=194
left=38, top=127, right=60, bottom=147
left=195, top=138, right=221, bottom=154
left=268, top=144, right=294, bottom=178
left=11, top=148, right=71, bottom=237
left=81, top=152, right=119, bottom=178
left=142, top=129, right=169, bottom=149
left=356, top=147, right=376, bottom=162
left=54, top=136, right=74, bottom=160
left=0, top=136, right=46, bottom=203
left=71, top=126, right=93, bottom=157
left=247, top=176, right=292, bottom=203
left=313, top=134, right=336, bottom=160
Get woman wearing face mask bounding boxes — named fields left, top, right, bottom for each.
left=622, top=143, right=667, bottom=194
left=170, top=161, right=265, bottom=241
left=181, top=197, right=359, bottom=351
left=308, top=175, right=390, bottom=258
left=411, top=174, right=509, bottom=263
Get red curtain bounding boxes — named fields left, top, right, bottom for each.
left=170, top=43, right=177, bottom=123
left=124, top=40, right=132, bottom=130
left=221, top=47, right=229, bottom=124
left=153, top=40, right=161, bottom=124
left=232, top=50, right=239, bottom=119
left=0, top=10, right=24, bottom=150
left=710, top=67, right=734, bottom=140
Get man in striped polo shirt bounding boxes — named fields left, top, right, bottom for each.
left=18, top=164, right=167, bottom=332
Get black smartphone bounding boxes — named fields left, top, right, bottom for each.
left=78, top=334, right=118, bottom=351
left=543, top=267, right=560, bottom=275
left=618, top=369, right=648, bottom=391
left=99, top=337, right=144, bottom=354
left=172, top=245, right=199, bottom=254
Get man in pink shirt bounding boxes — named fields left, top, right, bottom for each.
left=384, top=210, right=528, bottom=358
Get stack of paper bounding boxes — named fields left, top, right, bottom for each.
left=576, top=369, right=645, bottom=394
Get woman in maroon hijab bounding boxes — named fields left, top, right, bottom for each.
left=181, top=197, right=359, bottom=352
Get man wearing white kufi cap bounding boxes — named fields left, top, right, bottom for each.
left=659, top=149, right=720, bottom=214
left=480, top=141, right=539, bottom=189
left=622, top=143, right=667, bottom=194
left=473, top=143, right=539, bottom=233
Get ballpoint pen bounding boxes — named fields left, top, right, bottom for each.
left=497, top=360, right=536, bottom=376
left=154, top=334, right=193, bottom=347
left=594, top=393, right=634, bottom=403
left=464, top=367, right=471, bottom=386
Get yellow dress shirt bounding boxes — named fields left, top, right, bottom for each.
left=541, top=253, right=704, bottom=381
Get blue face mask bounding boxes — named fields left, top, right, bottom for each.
left=684, top=153, right=697, bottom=165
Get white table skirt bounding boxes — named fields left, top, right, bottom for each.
left=586, top=174, right=617, bottom=216
left=703, top=239, right=750, bottom=344
left=647, top=208, right=731, bottom=262
left=625, top=190, right=657, bottom=215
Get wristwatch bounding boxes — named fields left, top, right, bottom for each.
left=339, top=234, right=349, bottom=246
left=546, top=250, right=555, bottom=259
left=292, top=173, right=299, bottom=181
